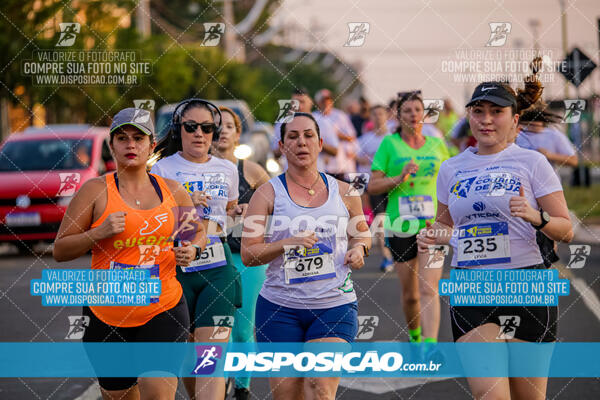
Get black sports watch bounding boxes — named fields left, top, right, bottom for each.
left=192, top=245, right=203, bottom=260
left=531, top=209, right=550, bottom=230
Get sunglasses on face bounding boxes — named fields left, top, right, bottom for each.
left=182, top=121, right=217, bottom=134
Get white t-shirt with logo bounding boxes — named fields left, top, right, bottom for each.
left=436, top=144, right=563, bottom=269
left=150, top=153, right=239, bottom=231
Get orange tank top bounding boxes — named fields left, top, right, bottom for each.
left=90, top=173, right=182, bottom=327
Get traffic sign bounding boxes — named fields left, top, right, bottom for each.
left=560, top=47, right=597, bottom=88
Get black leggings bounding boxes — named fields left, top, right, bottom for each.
left=82, top=295, right=190, bottom=391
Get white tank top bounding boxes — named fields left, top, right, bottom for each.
left=260, top=173, right=357, bottom=309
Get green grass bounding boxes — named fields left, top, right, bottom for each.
left=563, top=185, right=600, bottom=222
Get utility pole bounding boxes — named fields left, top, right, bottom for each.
left=558, top=0, right=569, bottom=99
left=135, top=0, right=151, bottom=38
left=222, top=0, right=245, bottom=62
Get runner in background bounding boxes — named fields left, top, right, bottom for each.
left=418, top=71, right=574, bottom=400
left=242, top=112, right=371, bottom=400
left=151, top=99, right=244, bottom=400
left=369, top=91, right=450, bottom=344
left=356, top=104, right=394, bottom=272
left=350, top=96, right=371, bottom=137
left=272, top=88, right=338, bottom=173
left=213, top=106, right=270, bottom=400
left=314, top=88, right=358, bottom=182
left=516, top=103, right=578, bottom=169
left=436, top=98, right=460, bottom=156
left=53, top=108, right=205, bottom=400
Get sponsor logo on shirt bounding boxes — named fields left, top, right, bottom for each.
left=450, top=177, right=476, bottom=198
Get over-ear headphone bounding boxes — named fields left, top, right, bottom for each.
left=171, top=98, right=223, bottom=141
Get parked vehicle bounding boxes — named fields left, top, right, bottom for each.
left=0, top=125, right=114, bottom=251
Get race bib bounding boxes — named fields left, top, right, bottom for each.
left=180, top=236, right=227, bottom=273
left=399, top=195, right=435, bottom=219
left=110, top=261, right=160, bottom=303
left=457, top=222, right=511, bottom=266
left=283, top=244, right=336, bottom=285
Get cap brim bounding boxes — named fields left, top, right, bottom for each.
left=466, top=95, right=515, bottom=108
left=110, top=123, right=153, bottom=136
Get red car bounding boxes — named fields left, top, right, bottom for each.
left=0, top=125, right=114, bottom=251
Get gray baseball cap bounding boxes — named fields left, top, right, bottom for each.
left=110, top=108, right=154, bottom=137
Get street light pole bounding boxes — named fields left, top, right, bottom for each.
left=559, top=0, right=569, bottom=99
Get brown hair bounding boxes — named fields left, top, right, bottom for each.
left=493, top=57, right=544, bottom=116
left=218, top=106, right=242, bottom=134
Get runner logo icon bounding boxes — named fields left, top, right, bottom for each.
left=133, top=99, right=155, bottom=111
left=356, top=316, right=379, bottom=339
left=567, top=245, right=591, bottom=269
left=422, top=99, right=444, bottom=123
left=276, top=100, right=299, bottom=123
left=56, top=23, right=80, bottom=47
left=425, top=245, right=449, bottom=269
left=345, top=173, right=370, bottom=196
left=65, top=315, right=90, bottom=340
left=496, top=315, right=520, bottom=339
left=192, top=345, right=223, bottom=375
left=57, top=173, right=81, bottom=196
left=201, top=23, right=225, bottom=46
left=210, top=316, right=234, bottom=339
left=486, top=22, right=511, bottom=47
left=450, top=177, right=476, bottom=199
left=562, top=100, right=586, bottom=123
left=344, top=23, right=370, bottom=47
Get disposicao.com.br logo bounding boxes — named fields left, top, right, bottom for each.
left=224, top=351, right=442, bottom=374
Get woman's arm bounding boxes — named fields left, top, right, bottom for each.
left=166, top=179, right=208, bottom=266
left=416, top=202, right=455, bottom=252
left=367, top=161, right=418, bottom=195
left=510, top=189, right=573, bottom=243
left=340, top=182, right=371, bottom=269
left=53, top=178, right=124, bottom=262
left=537, top=148, right=578, bottom=167
left=241, top=184, right=317, bottom=266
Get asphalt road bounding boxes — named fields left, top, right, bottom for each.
left=0, top=241, right=599, bottom=399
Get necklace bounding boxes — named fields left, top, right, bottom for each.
left=120, top=183, right=141, bottom=207
left=288, top=173, right=320, bottom=196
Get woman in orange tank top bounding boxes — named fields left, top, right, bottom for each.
left=53, top=108, right=206, bottom=400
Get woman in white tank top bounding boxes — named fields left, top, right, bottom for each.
left=241, top=113, right=371, bottom=400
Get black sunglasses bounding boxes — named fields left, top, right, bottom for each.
left=182, top=121, right=217, bottom=134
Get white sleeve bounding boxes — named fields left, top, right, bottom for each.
left=436, top=162, right=451, bottom=205
left=318, top=118, right=339, bottom=147
left=529, top=154, right=563, bottom=198
left=150, top=161, right=164, bottom=177
left=272, top=123, right=282, bottom=150
left=229, top=166, right=239, bottom=201
left=553, top=130, right=577, bottom=156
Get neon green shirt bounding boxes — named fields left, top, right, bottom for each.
left=371, top=134, right=450, bottom=234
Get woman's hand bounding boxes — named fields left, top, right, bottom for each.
left=344, top=246, right=365, bottom=270
left=173, top=240, right=197, bottom=267
left=509, top=186, right=541, bottom=225
left=91, top=212, right=126, bottom=241
left=401, top=159, right=419, bottom=177
left=191, top=190, right=212, bottom=208
left=283, top=231, right=318, bottom=250
left=416, top=220, right=436, bottom=252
